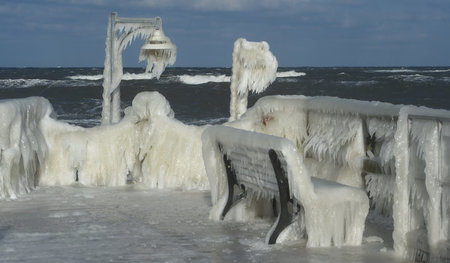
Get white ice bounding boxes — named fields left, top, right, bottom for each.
left=1, top=91, right=449, bottom=260
left=0, top=185, right=406, bottom=263
left=0, top=97, right=51, bottom=199
left=101, top=15, right=176, bottom=124
left=226, top=95, right=449, bottom=260
left=0, top=93, right=208, bottom=197
left=202, top=125, right=369, bottom=247
left=229, top=38, right=278, bottom=121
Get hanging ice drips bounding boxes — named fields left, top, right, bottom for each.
left=229, top=38, right=278, bottom=121
left=139, top=29, right=177, bottom=80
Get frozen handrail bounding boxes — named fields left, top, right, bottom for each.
left=408, top=114, right=450, bottom=123
left=202, top=125, right=370, bottom=247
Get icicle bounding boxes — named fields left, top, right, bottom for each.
left=139, top=29, right=177, bottom=80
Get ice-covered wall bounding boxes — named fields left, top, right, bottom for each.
left=0, top=97, right=52, bottom=199
left=40, top=91, right=208, bottom=190
left=229, top=38, right=277, bottom=121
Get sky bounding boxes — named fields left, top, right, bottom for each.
left=0, top=0, right=449, bottom=67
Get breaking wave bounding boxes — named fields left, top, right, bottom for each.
left=368, top=69, right=417, bottom=73
left=276, top=71, right=306, bottom=78
left=0, top=79, right=51, bottom=89
left=368, top=68, right=450, bottom=74
left=67, top=74, right=103, bottom=80
left=392, top=74, right=434, bottom=82
left=65, top=70, right=306, bottom=86
left=177, top=70, right=306, bottom=85
left=67, top=72, right=155, bottom=81
left=0, top=79, right=99, bottom=89
left=178, top=74, right=231, bottom=85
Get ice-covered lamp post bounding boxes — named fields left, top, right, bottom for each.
left=229, top=38, right=278, bottom=121
left=101, top=12, right=176, bottom=125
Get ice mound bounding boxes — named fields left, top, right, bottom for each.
left=0, top=97, right=52, bottom=199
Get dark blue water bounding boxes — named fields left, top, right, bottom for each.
left=0, top=67, right=449, bottom=127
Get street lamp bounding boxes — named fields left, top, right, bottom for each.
left=101, top=12, right=176, bottom=125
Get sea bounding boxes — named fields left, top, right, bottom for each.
left=1, top=67, right=450, bottom=127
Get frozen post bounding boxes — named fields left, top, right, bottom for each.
left=229, top=38, right=278, bottom=121
left=101, top=12, right=176, bottom=125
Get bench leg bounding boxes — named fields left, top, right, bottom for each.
left=268, top=149, right=294, bottom=244
left=220, top=152, right=246, bottom=220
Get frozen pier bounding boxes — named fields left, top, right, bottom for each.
left=0, top=185, right=406, bottom=263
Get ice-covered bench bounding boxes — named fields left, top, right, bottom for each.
left=202, top=125, right=369, bottom=247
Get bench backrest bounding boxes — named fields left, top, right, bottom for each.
left=220, top=143, right=283, bottom=196
left=202, top=125, right=316, bottom=204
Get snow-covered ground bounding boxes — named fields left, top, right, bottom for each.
left=0, top=185, right=407, bottom=263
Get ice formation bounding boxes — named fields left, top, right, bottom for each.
left=1, top=87, right=449, bottom=260
left=229, top=38, right=278, bottom=121
left=393, top=106, right=450, bottom=261
left=42, top=92, right=206, bottom=189
left=0, top=92, right=207, bottom=199
left=139, top=29, right=177, bottom=80
left=101, top=13, right=176, bottom=124
left=202, top=125, right=369, bottom=247
left=227, top=95, right=449, bottom=260
left=229, top=95, right=400, bottom=189
left=0, top=97, right=52, bottom=199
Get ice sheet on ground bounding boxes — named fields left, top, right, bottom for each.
left=0, top=186, right=407, bottom=263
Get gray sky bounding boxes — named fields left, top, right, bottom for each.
left=0, top=0, right=449, bottom=67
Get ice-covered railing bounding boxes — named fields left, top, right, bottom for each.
left=393, top=106, right=450, bottom=261
left=230, top=95, right=401, bottom=190
left=0, top=92, right=208, bottom=200
left=0, top=97, right=52, bottom=199
left=40, top=91, right=207, bottom=190
left=229, top=94, right=450, bottom=260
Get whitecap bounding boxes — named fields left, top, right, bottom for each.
left=367, top=69, right=417, bottom=73
left=393, top=74, right=434, bottom=82
left=422, top=69, right=450, bottom=73
left=67, top=74, right=103, bottom=81
left=276, top=71, right=306, bottom=78
left=67, top=72, right=155, bottom=81
left=0, top=79, right=51, bottom=89
left=121, top=72, right=154, bottom=80
left=177, top=71, right=305, bottom=85
left=178, top=74, right=231, bottom=85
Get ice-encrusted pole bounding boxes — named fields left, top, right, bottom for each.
left=101, top=12, right=176, bottom=125
left=229, top=38, right=277, bottom=121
